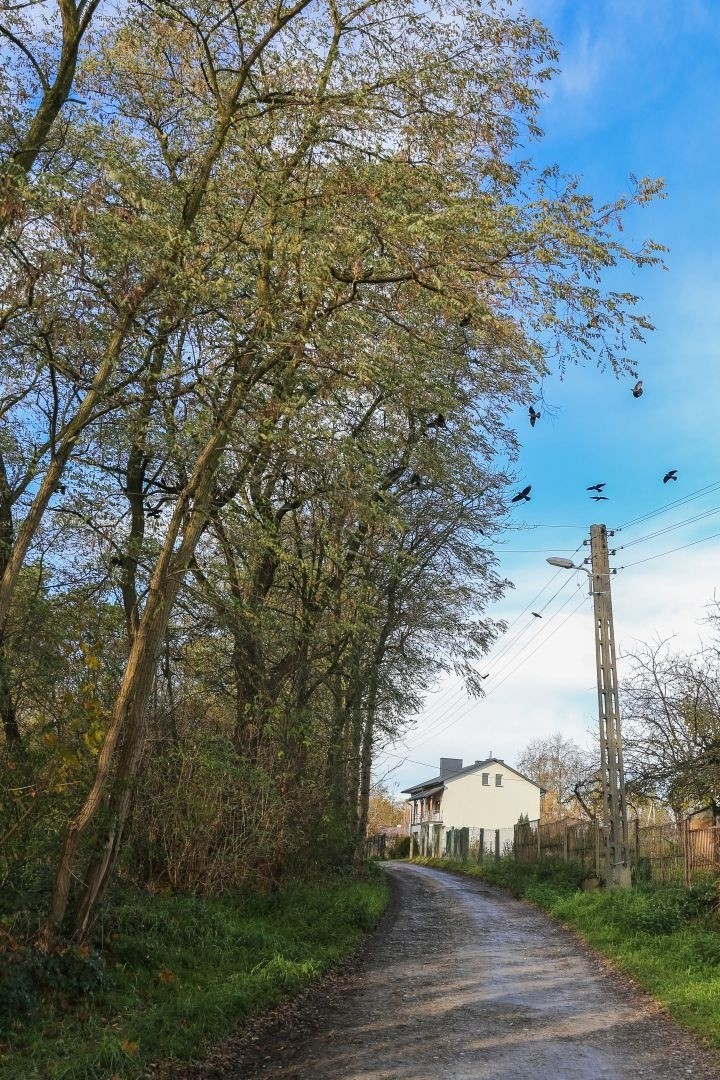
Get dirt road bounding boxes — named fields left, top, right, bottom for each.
left=186, top=862, right=720, bottom=1079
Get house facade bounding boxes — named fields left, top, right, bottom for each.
left=402, top=757, right=543, bottom=853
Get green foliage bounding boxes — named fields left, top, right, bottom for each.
left=389, top=835, right=411, bottom=858
left=0, top=873, right=389, bottom=1079
left=0, top=935, right=106, bottom=1024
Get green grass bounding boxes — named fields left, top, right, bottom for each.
left=412, top=856, right=720, bottom=1050
left=0, top=871, right=389, bottom=1079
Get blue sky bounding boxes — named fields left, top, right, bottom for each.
left=376, top=0, right=720, bottom=793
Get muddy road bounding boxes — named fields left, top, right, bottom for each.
left=185, top=862, right=720, bottom=1079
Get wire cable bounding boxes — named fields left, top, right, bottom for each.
left=402, top=540, right=586, bottom=743
left=618, top=528, right=720, bottom=571
left=612, top=504, right=720, bottom=552
left=617, top=479, right=720, bottom=533
left=408, top=585, right=589, bottom=749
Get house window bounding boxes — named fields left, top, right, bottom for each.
left=482, top=773, right=489, bottom=786
left=495, top=774, right=502, bottom=787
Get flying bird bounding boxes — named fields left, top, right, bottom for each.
left=531, top=612, right=543, bottom=619
left=590, top=495, right=608, bottom=501
left=663, top=470, right=678, bottom=483
left=529, top=405, right=540, bottom=428
left=480, top=673, right=489, bottom=680
left=511, top=485, right=531, bottom=503
left=587, top=483, right=606, bottom=492
left=632, top=380, right=643, bottom=398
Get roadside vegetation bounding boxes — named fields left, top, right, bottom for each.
left=411, top=856, right=720, bottom=1050
left=0, top=872, right=388, bottom=1080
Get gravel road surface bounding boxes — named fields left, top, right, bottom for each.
left=181, top=861, right=720, bottom=1079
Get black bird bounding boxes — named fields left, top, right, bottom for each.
left=590, top=495, right=608, bottom=501
left=480, top=673, right=489, bottom=680
left=663, top=469, right=678, bottom=483
left=529, top=405, right=540, bottom=428
left=460, top=314, right=471, bottom=327
left=410, top=472, right=422, bottom=486
left=531, top=611, right=542, bottom=619
left=587, top=483, right=606, bottom=492
left=427, top=413, right=446, bottom=428
left=632, top=380, right=643, bottom=398
left=511, top=484, right=531, bottom=503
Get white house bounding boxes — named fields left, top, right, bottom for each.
left=402, top=757, right=543, bottom=853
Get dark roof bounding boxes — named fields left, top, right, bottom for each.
left=402, top=758, right=544, bottom=796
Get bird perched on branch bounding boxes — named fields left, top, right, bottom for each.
left=590, top=495, right=608, bottom=501
left=529, top=405, right=540, bottom=428
left=531, top=611, right=542, bottom=619
left=632, top=380, right=643, bottom=398
left=511, top=485, right=531, bottom=503
left=587, top=483, right=606, bottom=492
left=663, top=469, right=678, bottom=483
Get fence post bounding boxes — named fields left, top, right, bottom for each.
left=634, top=817, right=640, bottom=880
left=564, top=825, right=569, bottom=862
left=537, top=821, right=541, bottom=862
left=683, top=818, right=691, bottom=887
left=495, top=829, right=500, bottom=860
left=478, top=828, right=484, bottom=863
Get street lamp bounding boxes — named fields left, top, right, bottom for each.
left=546, top=525, right=631, bottom=889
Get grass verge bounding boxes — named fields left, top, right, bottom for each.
left=0, top=870, right=389, bottom=1079
left=411, top=855, right=720, bottom=1050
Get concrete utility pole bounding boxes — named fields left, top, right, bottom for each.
left=589, top=524, right=631, bottom=889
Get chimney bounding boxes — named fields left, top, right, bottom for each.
left=440, top=757, right=463, bottom=778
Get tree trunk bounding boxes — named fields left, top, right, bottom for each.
left=356, top=669, right=379, bottom=846
left=40, top=378, right=252, bottom=945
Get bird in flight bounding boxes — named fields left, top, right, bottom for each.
left=529, top=405, right=540, bottom=428
left=587, top=483, right=606, bottom=492
left=511, top=485, right=531, bottom=503
left=590, top=495, right=608, bottom=501
left=663, top=469, right=678, bottom=483
left=531, top=612, right=543, bottom=619
left=632, top=380, right=643, bottom=398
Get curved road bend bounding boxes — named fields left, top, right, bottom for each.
left=254, top=861, right=719, bottom=1079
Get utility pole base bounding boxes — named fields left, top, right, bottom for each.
left=607, top=865, right=632, bottom=890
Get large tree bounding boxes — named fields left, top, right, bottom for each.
left=0, top=0, right=664, bottom=944
left=621, top=639, right=720, bottom=822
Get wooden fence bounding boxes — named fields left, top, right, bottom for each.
left=373, top=818, right=720, bottom=885
left=515, top=817, right=720, bottom=885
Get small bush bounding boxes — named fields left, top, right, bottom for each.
left=0, top=934, right=107, bottom=1025
left=388, top=836, right=411, bottom=858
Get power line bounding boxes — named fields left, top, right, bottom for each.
left=618, top=528, right=720, bottom=571
left=408, top=585, right=589, bottom=749
left=483, top=589, right=590, bottom=699
left=617, top=479, right=720, bottom=533
left=401, top=540, right=586, bottom=744
left=612, top=504, right=720, bottom=552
